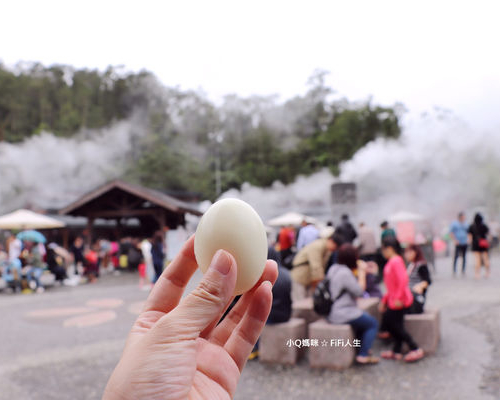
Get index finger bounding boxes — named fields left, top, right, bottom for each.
left=142, top=235, right=198, bottom=314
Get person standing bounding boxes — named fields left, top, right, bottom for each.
left=70, top=236, right=85, bottom=276
left=140, top=237, right=155, bottom=286
left=357, top=222, right=377, bottom=262
left=278, top=225, right=295, bottom=269
left=379, top=237, right=424, bottom=362
left=151, top=231, right=166, bottom=283
left=380, top=221, right=396, bottom=241
left=449, top=212, right=469, bottom=275
left=468, top=213, right=490, bottom=279
left=336, top=214, right=357, bottom=243
left=296, top=220, right=319, bottom=250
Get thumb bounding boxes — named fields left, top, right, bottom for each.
left=153, top=249, right=237, bottom=340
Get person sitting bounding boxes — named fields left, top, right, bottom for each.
left=20, top=242, right=46, bottom=293
left=267, top=247, right=292, bottom=324
left=2, top=258, right=22, bottom=293
left=248, top=247, right=292, bottom=361
left=404, top=244, right=431, bottom=314
left=46, top=243, right=68, bottom=283
left=327, top=244, right=379, bottom=365
left=363, top=261, right=383, bottom=298
left=379, top=237, right=424, bottom=362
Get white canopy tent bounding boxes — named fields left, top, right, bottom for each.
left=0, top=209, right=65, bottom=230
left=267, top=211, right=318, bottom=227
left=388, top=211, right=426, bottom=223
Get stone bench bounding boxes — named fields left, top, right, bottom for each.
left=292, top=296, right=380, bottom=326
left=357, top=297, right=381, bottom=322
left=403, top=309, right=440, bottom=355
left=308, top=319, right=356, bottom=370
left=291, top=297, right=320, bottom=327
left=259, top=318, right=307, bottom=365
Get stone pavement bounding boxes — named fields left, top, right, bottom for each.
left=0, top=255, right=499, bottom=400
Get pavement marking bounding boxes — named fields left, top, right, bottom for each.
left=85, top=298, right=124, bottom=308
left=25, top=307, right=95, bottom=318
left=63, top=310, right=117, bottom=328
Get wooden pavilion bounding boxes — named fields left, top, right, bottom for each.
left=59, top=180, right=203, bottom=244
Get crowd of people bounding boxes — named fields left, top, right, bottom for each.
left=0, top=231, right=167, bottom=294
left=0, top=211, right=496, bottom=368
left=258, top=211, right=495, bottom=365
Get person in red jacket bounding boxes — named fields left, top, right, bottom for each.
left=379, top=237, right=424, bottom=362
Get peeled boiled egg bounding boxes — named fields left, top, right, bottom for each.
left=194, top=198, right=267, bottom=295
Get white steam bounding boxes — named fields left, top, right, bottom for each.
left=222, top=112, right=500, bottom=231
left=0, top=117, right=144, bottom=213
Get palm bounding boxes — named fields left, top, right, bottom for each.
left=126, top=312, right=239, bottom=399
left=189, top=339, right=239, bottom=399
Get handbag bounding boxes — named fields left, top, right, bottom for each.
left=313, top=267, right=346, bottom=316
left=479, top=238, right=489, bottom=249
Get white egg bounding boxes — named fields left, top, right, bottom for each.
left=194, top=198, right=268, bottom=295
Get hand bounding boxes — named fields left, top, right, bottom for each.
left=356, top=260, right=367, bottom=273
left=412, top=283, right=423, bottom=295
left=393, top=299, right=403, bottom=309
left=310, top=279, right=321, bottom=290
left=103, top=236, right=278, bottom=400
left=378, top=302, right=386, bottom=313
left=365, top=261, right=378, bottom=275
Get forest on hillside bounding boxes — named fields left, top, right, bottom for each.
left=0, top=63, right=403, bottom=200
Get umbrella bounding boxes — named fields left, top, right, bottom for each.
left=267, top=212, right=317, bottom=227
left=0, top=209, right=65, bottom=230
left=17, top=230, right=47, bottom=243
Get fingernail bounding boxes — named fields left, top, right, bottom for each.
left=262, top=280, right=272, bottom=290
left=210, top=249, right=232, bottom=275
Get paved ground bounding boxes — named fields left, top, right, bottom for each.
left=1, top=255, right=499, bottom=400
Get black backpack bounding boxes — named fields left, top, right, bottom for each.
left=313, top=270, right=346, bottom=316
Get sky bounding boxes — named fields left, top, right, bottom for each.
left=2, top=0, right=500, bottom=131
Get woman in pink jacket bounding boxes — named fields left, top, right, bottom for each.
left=379, top=237, right=424, bottom=362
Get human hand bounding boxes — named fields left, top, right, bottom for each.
left=103, top=236, right=278, bottom=400
left=378, top=302, right=386, bottom=313
left=356, top=260, right=367, bottom=273
left=412, top=283, right=423, bottom=295
left=393, top=299, right=403, bottom=309
left=365, top=261, right=378, bottom=275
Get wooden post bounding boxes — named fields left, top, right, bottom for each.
left=155, top=210, right=166, bottom=233
left=62, top=228, right=69, bottom=249
left=86, top=217, right=95, bottom=246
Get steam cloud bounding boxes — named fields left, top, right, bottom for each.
left=223, top=111, right=500, bottom=231
left=1, top=105, right=499, bottom=235
left=0, top=116, right=144, bottom=213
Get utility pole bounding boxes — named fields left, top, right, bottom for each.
left=209, top=130, right=224, bottom=197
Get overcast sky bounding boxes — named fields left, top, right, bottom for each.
left=2, top=0, right=500, bottom=131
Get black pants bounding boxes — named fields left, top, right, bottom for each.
left=384, top=308, right=418, bottom=354
left=153, top=262, right=163, bottom=283
left=453, top=244, right=467, bottom=273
